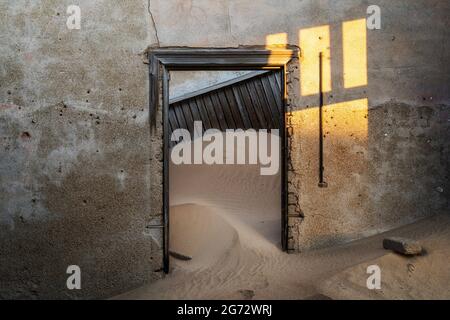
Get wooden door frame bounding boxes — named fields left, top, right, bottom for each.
left=148, top=47, right=298, bottom=273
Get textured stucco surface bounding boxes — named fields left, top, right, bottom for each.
left=0, top=1, right=163, bottom=299
left=0, top=0, right=449, bottom=299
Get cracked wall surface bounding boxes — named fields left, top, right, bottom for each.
left=1, top=0, right=449, bottom=298
left=0, top=0, right=163, bottom=299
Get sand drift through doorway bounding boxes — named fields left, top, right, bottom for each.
left=168, top=70, right=281, bottom=274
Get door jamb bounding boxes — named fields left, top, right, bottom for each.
left=148, top=47, right=298, bottom=273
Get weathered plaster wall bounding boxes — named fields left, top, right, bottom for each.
left=145, top=0, right=450, bottom=250
left=0, top=1, right=163, bottom=299
left=0, top=0, right=449, bottom=298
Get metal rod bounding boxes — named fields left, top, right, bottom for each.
left=318, top=52, right=328, bottom=188
left=162, top=67, right=170, bottom=273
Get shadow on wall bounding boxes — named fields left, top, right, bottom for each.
left=0, top=103, right=163, bottom=299
left=264, top=18, right=449, bottom=250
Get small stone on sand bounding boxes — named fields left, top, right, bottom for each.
left=238, top=289, right=255, bottom=300
left=383, top=237, right=422, bottom=256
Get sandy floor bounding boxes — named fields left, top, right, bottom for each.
left=116, top=134, right=450, bottom=300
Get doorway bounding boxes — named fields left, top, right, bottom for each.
left=148, top=48, right=297, bottom=273
left=168, top=70, right=283, bottom=270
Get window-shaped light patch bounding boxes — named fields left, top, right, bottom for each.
left=343, top=19, right=367, bottom=88
left=323, top=98, right=368, bottom=139
left=265, top=33, right=288, bottom=47
left=299, top=25, right=331, bottom=96
left=265, top=33, right=289, bottom=65
left=290, top=98, right=368, bottom=139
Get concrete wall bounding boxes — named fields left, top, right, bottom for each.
left=0, top=0, right=448, bottom=298
left=285, top=59, right=450, bottom=250
left=0, top=1, right=163, bottom=299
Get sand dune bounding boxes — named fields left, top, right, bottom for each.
left=169, top=204, right=240, bottom=271
left=116, top=133, right=450, bottom=300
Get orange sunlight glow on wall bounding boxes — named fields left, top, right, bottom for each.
left=323, top=98, right=368, bottom=139
left=265, top=33, right=288, bottom=47
left=291, top=98, right=368, bottom=139
left=299, top=25, right=331, bottom=96
left=265, top=33, right=289, bottom=65
left=342, top=19, right=367, bottom=88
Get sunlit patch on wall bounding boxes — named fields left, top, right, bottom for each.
left=343, top=19, right=367, bottom=89
left=299, top=25, right=331, bottom=96
left=323, top=98, right=368, bottom=139
left=265, top=33, right=288, bottom=48
left=265, top=33, right=289, bottom=65
left=290, top=98, right=368, bottom=140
